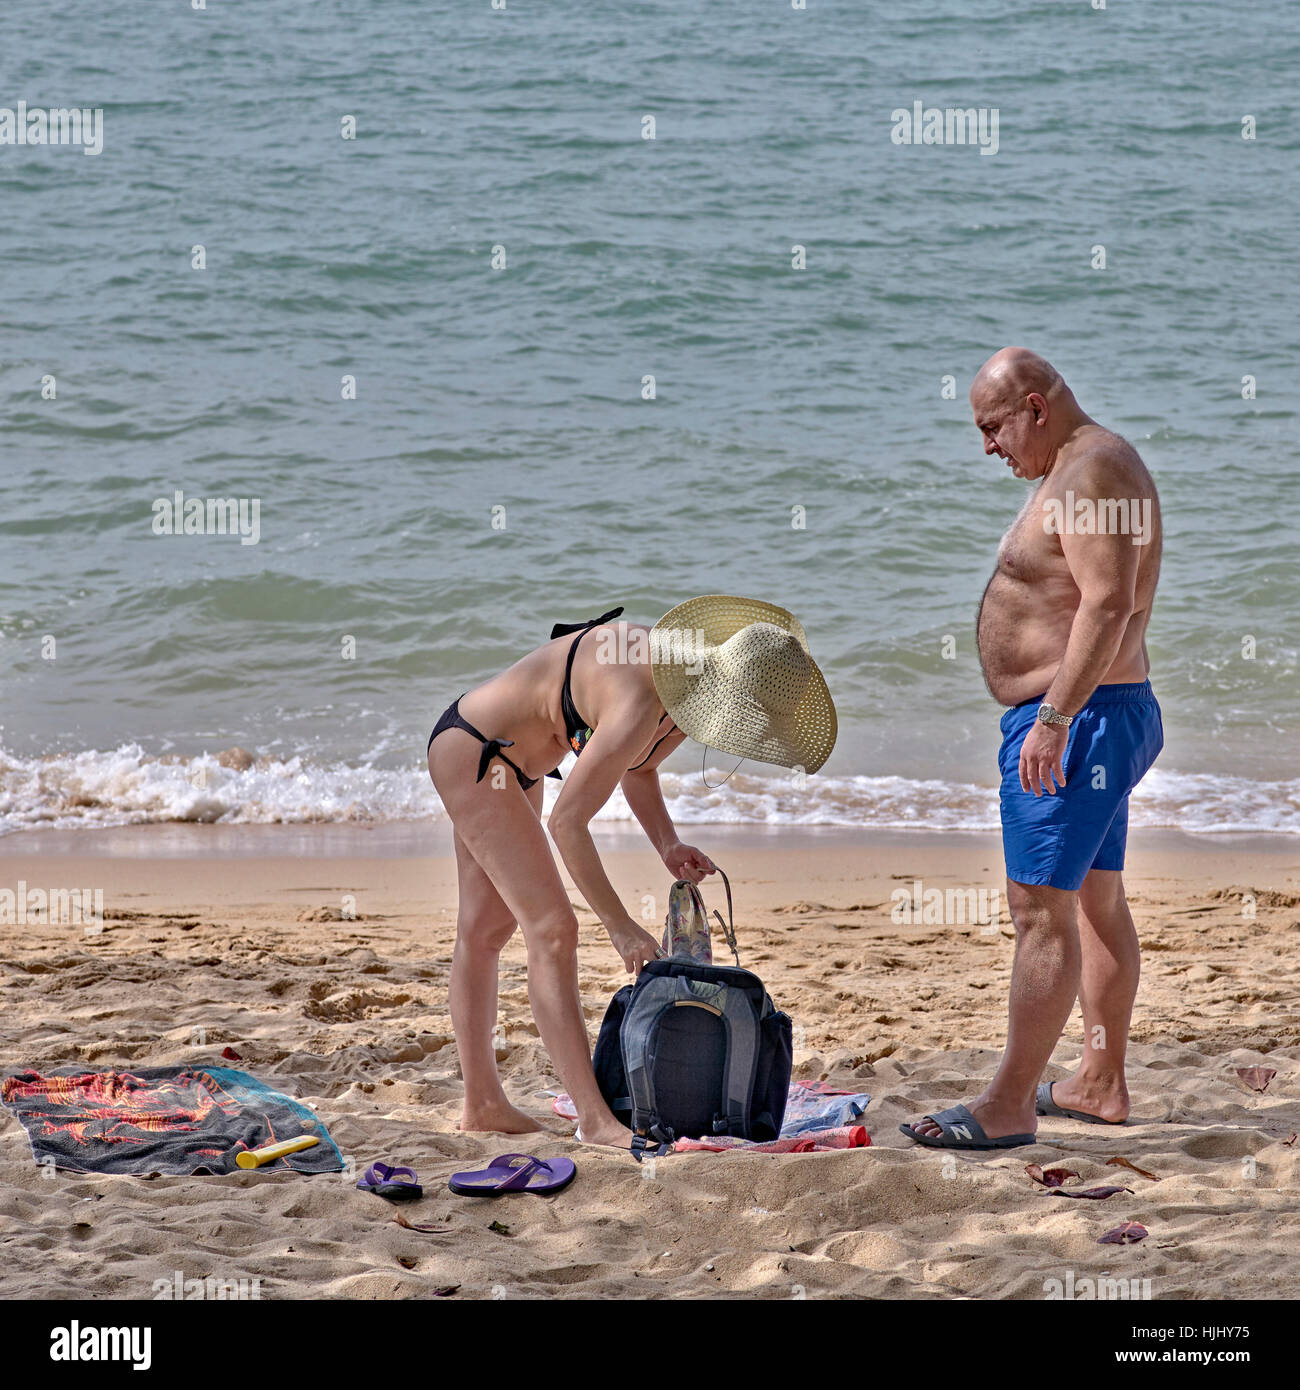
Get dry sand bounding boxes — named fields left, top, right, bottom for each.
left=1, top=825, right=1297, bottom=1301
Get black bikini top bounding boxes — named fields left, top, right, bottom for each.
left=549, top=606, right=675, bottom=773
left=551, top=606, right=624, bottom=753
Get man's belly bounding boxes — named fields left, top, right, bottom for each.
left=979, top=572, right=1076, bottom=705
left=978, top=573, right=1150, bottom=707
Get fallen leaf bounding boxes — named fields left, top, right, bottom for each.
left=1106, top=1156, right=1158, bottom=1181
left=221, top=1046, right=242, bottom=1061
left=488, top=1219, right=512, bottom=1235
left=1051, top=1185, right=1133, bottom=1201
left=396, top=1255, right=416, bottom=1270
left=1025, top=1164, right=1079, bottom=1189
left=1235, top=1067, right=1276, bottom=1093
left=1099, top=1221, right=1148, bottom=1245
left=433, top=1285, right=460, bottom=1297
left=1284, top=1133, right=1298, bottom=1147
left=392, top=1213, right=450, bottom=1234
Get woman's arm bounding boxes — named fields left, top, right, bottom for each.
left=621, top=758, right=715, bottom=884
left=546, top=698, right=666, bottom=973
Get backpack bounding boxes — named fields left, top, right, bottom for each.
left=592, top=869, right=793, bottom=1159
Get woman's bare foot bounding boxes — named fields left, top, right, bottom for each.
left=459, top=1101, right=546, bottom=1135
left=573, top=1118, right=636, bottom=1148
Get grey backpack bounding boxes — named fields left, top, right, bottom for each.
left=591, top=870, right=793, bottom=1158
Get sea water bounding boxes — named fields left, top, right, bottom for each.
left=1, top=1, right=1296, bottom=834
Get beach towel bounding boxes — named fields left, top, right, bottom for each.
left=1, top=1066, right=344, bottom=1176
left=672, top=1124, right=870, bottom=1154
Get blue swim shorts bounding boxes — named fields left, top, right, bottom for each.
left=998, top=680, right=1163, bottom=891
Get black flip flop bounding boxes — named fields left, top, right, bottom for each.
left=1036, top=1080, right=1126, bottom=1125
left=900, top=1103, right=1036, bottom=1150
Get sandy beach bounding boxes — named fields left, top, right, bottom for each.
left=1, top=825, right=1297, bottom=1301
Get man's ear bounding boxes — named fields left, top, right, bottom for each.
left=1027, top=391, right=1048, bottom=424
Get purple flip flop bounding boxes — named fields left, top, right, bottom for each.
left=357, top=1162, right=424, bottom=1200
left=447, top=1152, right=576, bottom=1197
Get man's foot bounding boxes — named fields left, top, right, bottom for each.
left=459, top=1101, right=547, bottom=1135
left=906, top=1093, right=1036, bottom=1144
left=1039, top=1073, right=1129, bottom=1124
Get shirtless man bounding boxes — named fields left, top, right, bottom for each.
left=902, top=347, right=1164, bottom=1149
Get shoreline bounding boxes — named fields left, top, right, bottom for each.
left=3, top=819, right=1298, bottom=862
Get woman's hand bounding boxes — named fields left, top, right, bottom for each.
left=662, top=841, right=715, bottom=884
left=608, top=920, right=662, bottom=975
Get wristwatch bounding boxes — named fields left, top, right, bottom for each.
left=1037, top=702, right=1073, bottom=728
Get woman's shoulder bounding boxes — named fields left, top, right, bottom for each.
left=585, top=620, right=655, bottom=667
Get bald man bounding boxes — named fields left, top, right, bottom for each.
left=903, top=348, right=1164, bottom=1150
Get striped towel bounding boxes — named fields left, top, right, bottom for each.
left=1, top=1066, right=343, bottom=1175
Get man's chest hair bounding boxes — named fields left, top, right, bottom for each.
left=998, top=483, right=1067, bottom=577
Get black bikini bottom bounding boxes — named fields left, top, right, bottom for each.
left=427, top=697, right=559, bottom=792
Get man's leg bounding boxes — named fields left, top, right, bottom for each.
left=908, top=879, right=1079, bottom=1141
left=1044, top=867, right=1137, bottom=1123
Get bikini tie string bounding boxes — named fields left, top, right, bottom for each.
left=549, top=606, right=624, bottom=640
left=475, top=738, right=515, bottom=783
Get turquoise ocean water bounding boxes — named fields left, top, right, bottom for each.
left=1, top=1, right=1297, bottom=835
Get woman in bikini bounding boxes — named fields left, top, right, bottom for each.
left=426, top=595, right=836, bottom=1148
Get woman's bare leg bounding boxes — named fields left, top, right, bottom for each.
left=449, top=814, right=545, bottom=1134
left=429, top=732, right=631, bottom=1148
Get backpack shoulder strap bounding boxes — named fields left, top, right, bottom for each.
left=620, top=971, right=681, bottom=1156
left=716, top=982, right=761, bottom=1135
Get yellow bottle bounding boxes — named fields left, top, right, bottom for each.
left=235, top=1135, right=320, bottom=1169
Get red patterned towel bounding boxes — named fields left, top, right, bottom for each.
left=1, top=1066, right=342, bottom=1175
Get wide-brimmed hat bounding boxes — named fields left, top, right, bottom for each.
left=649, top=595, right=837, bottom=774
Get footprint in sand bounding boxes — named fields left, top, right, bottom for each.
left=303, top=988, right=413, bottom=1022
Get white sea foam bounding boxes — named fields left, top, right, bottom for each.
left=0, top=746, right=434, bottom=834
left=1, top=746, right=1296, bottom=837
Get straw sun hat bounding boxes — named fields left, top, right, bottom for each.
left=649, top=595, right=837, bottom=775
